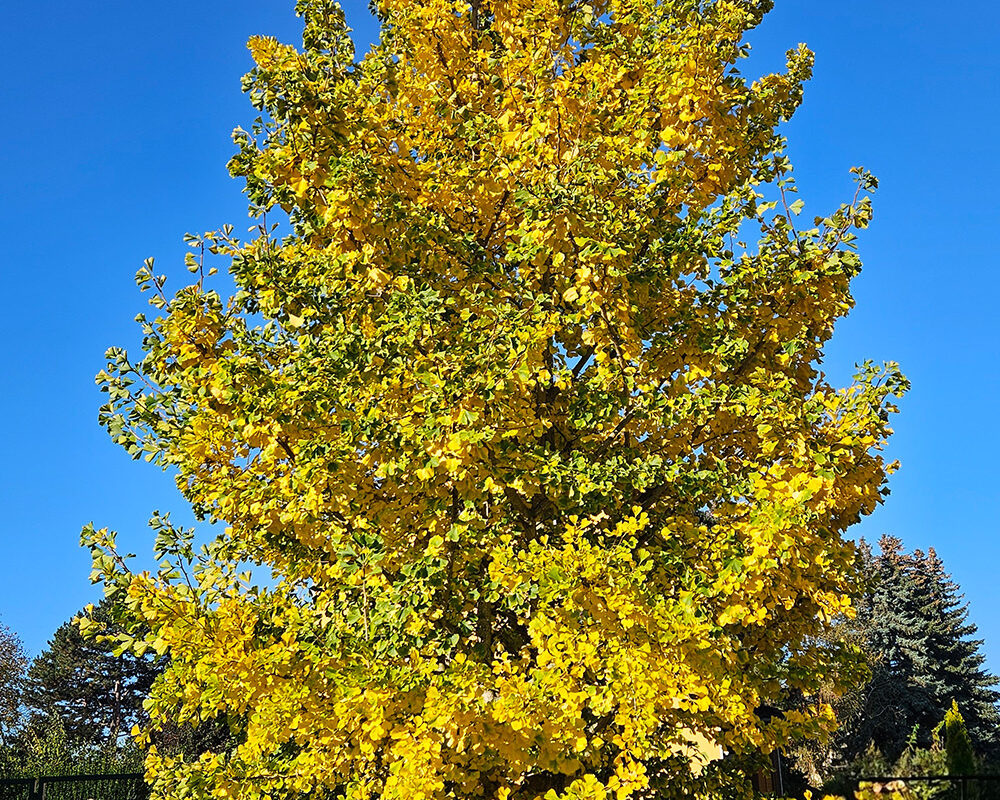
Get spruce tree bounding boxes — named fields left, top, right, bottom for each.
left=917, top=549, right=1000, bottom=754
left=846, top=537, right=999, bottom=763
left=850, top=536, right=938, bottom=762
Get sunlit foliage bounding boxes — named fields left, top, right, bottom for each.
left=85, top=1, right=905, bottom=798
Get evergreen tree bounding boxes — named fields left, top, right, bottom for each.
left=22, top=599, right=161, bottom=750
left=0, top=617, right=26, bottom=748
left=944, top=701, right=977, bottom=777
left=847, top=536, right=939, bottom=763
left=846, top=537, right=999, bottom=763
left=919, top=550, right=1000, bottom=754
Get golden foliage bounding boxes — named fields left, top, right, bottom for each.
left=86, top=1, right=905, bottom=798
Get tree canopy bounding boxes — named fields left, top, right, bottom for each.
left=85, top=1, right=906, bottom=798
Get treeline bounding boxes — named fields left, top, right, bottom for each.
left=790, top=535, right=1000, bottom=794
left=0, top=600, right=229, bottom=777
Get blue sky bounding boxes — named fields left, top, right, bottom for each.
left=0, top=0, right=997, bottom=669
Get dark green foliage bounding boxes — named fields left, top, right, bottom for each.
left=0, top=618, right=26, bottom=749
left=791, top=537, right=1000, bottom=792
left=844, top=536, right=1000, bottom=764
left=843, top=537, right=940, bottom=762
left=919, top=551, right=1000, bottom=754
left=21, top=599, right=161, bottom=750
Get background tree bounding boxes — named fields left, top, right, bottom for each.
left=843, top=537, right=941, bottom=764
left=0, top=617, right=26, bottom=749
left=23, top=598, right=161, bottom=750
left=844, top=537, right=999, bottom=765
left=85, top=1, right=906, bottom=799
left=918, top=549, right=1000, bottom=753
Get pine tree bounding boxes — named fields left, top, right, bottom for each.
left=23, top=599, right=161, bottom=750
left=846, top=537, right=999, bottom=763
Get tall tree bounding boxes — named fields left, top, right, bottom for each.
left=919, top=549, right=1000, bottom=753
left=0, top=617, right=26, bottom=748
left=23, top=599, right=161, bottom=750
left=845, top=536, right=940, bottom=764
left=85, top=1, right=905, bottom=799
left=844, top=537, right=999, bottom=764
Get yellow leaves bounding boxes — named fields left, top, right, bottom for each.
left=85, top=1, right=906, bottom=799
left=366, top=266, right=392, bottom=291
left=501, top=128, right=523, bottom=149
left=716, top=604, right=747, bottom=627
left=176, top=343, right=201, bottom=367
left=415, top=465, right=435, bottom=481
left=247, top=36, right=302, bottom=72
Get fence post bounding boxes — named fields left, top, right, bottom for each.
left=961, top=775, right=967, bottom=800
left=30, top=777, right=42, bottom=800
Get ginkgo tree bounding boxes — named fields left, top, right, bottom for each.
left=84, top=0, right=906, bottom=798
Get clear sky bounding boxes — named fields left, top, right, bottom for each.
left=1, top=1, right=997, bottom=666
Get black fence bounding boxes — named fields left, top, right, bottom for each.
left=851, top=775, right=1000, bottom=799
left=0, top=774, right=147, bottom=800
